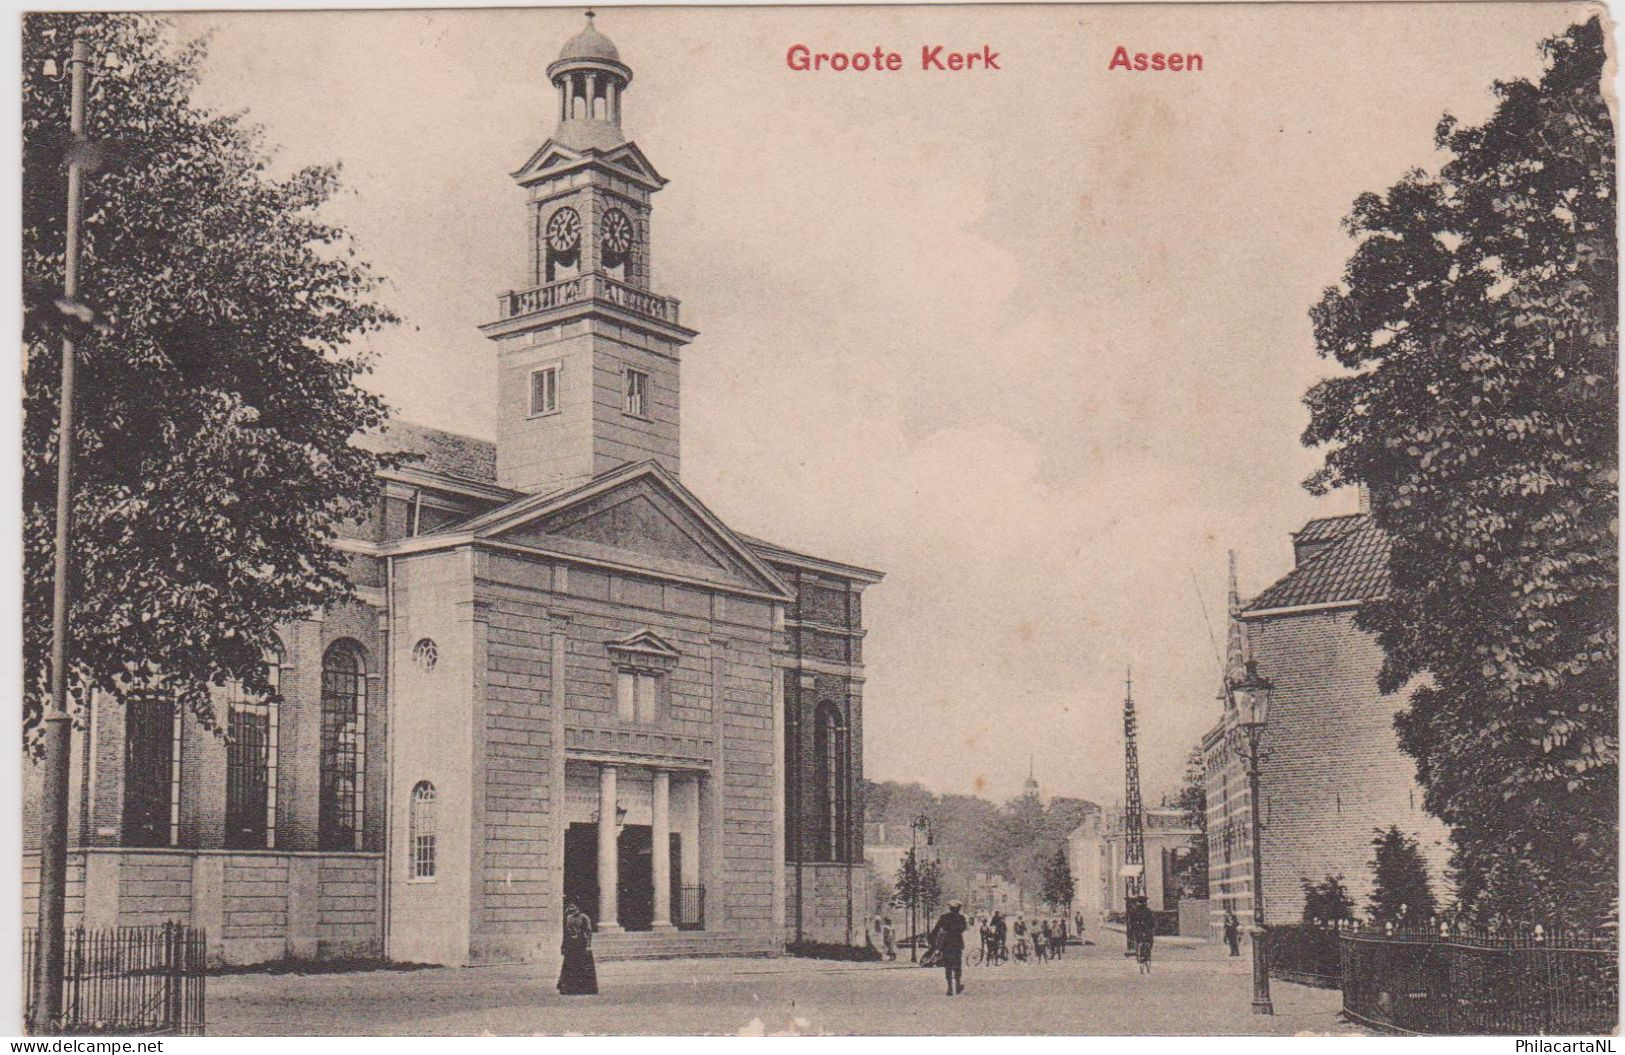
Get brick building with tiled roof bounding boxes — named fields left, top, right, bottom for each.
left=1200, top=512, right=1451, bottom=936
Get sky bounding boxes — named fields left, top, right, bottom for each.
left=175, top=1, right=1595, bottom=808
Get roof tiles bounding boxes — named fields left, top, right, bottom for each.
left=1245, top=514, right=1390, bottom=613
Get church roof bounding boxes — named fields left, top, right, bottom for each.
left=1243, top=514, right=1390, bottom=614
left=558, top=18, right=620, bottom=63
left=356, top=420, right=498, bottom=488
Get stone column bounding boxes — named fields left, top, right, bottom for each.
left=596, top=764, right=621, bottom=931
left=651, top=770, right=674, bottom=930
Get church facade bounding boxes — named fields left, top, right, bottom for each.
left=22, top=16, right=880, bottom=967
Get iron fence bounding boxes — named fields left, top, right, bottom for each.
left=1268, top=923, right=1343, bottom=988
left=23, top=923, right=207, bottom=1035
left=676, top=885, right=705, bottom=931
left=1339, top=922, right=1616, bottom=1036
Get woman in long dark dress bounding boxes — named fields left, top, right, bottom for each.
left=557, top=902, right=599, bottom=995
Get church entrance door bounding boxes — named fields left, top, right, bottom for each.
left=618, top=825, right=654, bottom=930
left=563, top=822, right=599, bottom=923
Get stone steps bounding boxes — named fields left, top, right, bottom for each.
left=591, top=929, right=771, bottom=962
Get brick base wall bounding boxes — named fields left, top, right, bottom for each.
left=23, top=850, right=382, bottom=966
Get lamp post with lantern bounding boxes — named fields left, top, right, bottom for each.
left=908, top=812, right=932, bottom=962
left=1226, top=659, right=1275, bottom=1016
left=31, top=28, right=125, bottom=1033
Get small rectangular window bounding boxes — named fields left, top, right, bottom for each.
left=529, top=366, right=559, bottom=416
left=624, top=368, right=648, bottom=418
left=615, top=669, right=663, bottom=723
left=634, top=672, right=659, bottom=723
left=616, top=671, right=636, bottom=721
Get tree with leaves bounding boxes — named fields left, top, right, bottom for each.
left=1302, top=17, right=1616, bottom=926
left=1367, top=826, right=1438, bottom=924
left=1040, top=845, right=1075, bottom=911
left=1300, top=875, right=1356, bottom=925
left=893, top=848, right=943, bottom=925
left=1173, top=747, right=1210, bottom=898
left=22, top=13, right=398, bottom=742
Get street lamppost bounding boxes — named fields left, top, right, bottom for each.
left=909, top=812, right=931, bottom=962
left=1226, top=659, right=1274, bottom=1016
left=32, top=30, right=124, bottom=1033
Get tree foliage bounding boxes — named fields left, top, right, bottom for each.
left=894, top=848, right=944, bottom=920
left=1367, top=826, right=1438, bottom=923
left=1302, top=18, right=1616, bottom=925
left=1300, top=875, right=1356, bottom=925
left=863, top=778, right=1099, bottom=904
left=22, top=14, right=399, bottom=742
left=1173, top=747, right=1210, bottom=897
left=1040, top=845, right=1075, bottom=909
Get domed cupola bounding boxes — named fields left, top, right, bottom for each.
left=547, top=11, right=633, bottom=152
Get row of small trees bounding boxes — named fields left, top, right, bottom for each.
left=1299, top=826, right=1439, bottom=926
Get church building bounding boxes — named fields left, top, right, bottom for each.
left=23, top=15, right=881, bottom=967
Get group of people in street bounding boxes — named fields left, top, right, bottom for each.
left=971, top=910, right=1075, bottom=964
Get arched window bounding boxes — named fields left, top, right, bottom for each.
left=409, top=781, right=437, bottom=880
left=813, top=702, right=848, bottom=862
left=226, top=644, right=282, bottom=849
left=320, top=642, right=368, bottom=851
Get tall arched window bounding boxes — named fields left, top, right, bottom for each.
left=320, top=642, right=368, bottom=851
left=813, top=702, right=847, bottom=862
left=226, top=644, right=282, bottom=849
left=409, top=781, right=437, bottom=880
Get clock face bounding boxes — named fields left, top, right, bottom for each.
left=546, top=207, right=581, bottom=253
left=601, top=208, right=635, bottom=256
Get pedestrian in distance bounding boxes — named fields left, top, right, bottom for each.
left=1223, top=910, right=1241, bottom=957
left=557, top=902, right=599, bottom=995
left=1033, top=922, right=1049, bottom=962
left=1126, top=898, right=1156, bottom=975
left=1054, top=917, right=1067, bottom=958
left=882, top=916, right=898, bottom=960
left=991, top=910, right=1008, bottom=964
left=928, top=899, right=969, bottom=995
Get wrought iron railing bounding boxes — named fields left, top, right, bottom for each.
left=500, top=271, right=681, bottom=325
left=676, top=885, right=705, bottom=931
left=1338, top=922, right=1617, bottom=1035
left=23, top=923, right=207, bottom=1036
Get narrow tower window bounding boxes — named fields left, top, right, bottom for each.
left=529, top=366, right=559, bottom=417
left=624, top=368, right=648, bottom=418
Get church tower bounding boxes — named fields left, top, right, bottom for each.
left=480, top=13, right=697, bottom=495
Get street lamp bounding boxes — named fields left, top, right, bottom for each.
left=909, top=813, right=931, bottom=963
left=1226, top=659, right=1274, bottom=1016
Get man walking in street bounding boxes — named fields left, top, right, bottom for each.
left=928, top=900, right=969, bottom=996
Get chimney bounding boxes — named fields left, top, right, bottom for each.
left=1357, top=483, right=1371, bottom=515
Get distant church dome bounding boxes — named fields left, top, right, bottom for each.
left=557, top=13, right=620, bottom=63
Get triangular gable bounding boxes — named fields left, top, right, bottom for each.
left=513, top=140, right=585, bottom=181
left=605, top=629, right=682, bottom=670
left=513, top=139, right=666, bottom=189
left=464, top=462, right=792, bottom=599
left=599, top=143, right=663, bottom=183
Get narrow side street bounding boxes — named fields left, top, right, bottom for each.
left=208, top=940, right=1368, bottom=1036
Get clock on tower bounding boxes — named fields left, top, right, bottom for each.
left=479, top=13, right=698, bottom=497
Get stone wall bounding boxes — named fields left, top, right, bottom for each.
left=22, top=850, right=382, bottom=966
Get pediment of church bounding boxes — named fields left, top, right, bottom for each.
left=514, top=140, right=666, bottom=189
left=466, top=462, right=790, bottom=598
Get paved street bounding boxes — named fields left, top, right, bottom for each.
left=207, top=939, right=1367, bottom=1036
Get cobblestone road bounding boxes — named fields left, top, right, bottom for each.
left=208, top=938, right=1368, bottom=1036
